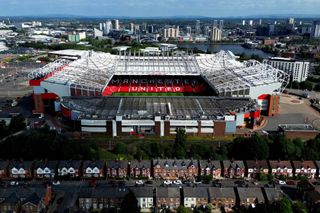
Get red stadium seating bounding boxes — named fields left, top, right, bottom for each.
left=102, top=75, right=211, bottom=96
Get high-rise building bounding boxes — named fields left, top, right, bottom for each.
left=288, top=18, right=295, bottom=29
left=288, top=18, right=295, bottom=25
left=249, top=20, right=253, bottom=26
left=164, top=26, right=179, bottom=38
left=196, top=20, right=201, bottom=35
left=312, top=21, right=320, bottom=38
left=259, top=19, right=262, bottom=25
left=114, top=19, right=120, bottom=31
left=219, top=20, right=224, bottom=30
left=99, top=23, right=103, bottom=31
left=203, top=26, right=210, bottom=36
left=130, top=23, right=135, bottom=33
left=105, top=20, right=112, bottom=35
left=148, top=25, right=154, bottom=34
left=213, top=20, right=218, bottom=27
left=186, top=26, right=192, bottom=35
left=242, top=20, right=246, bottom=26
left=211, top=26, right=222, bottom=41
left=263, top=57, right=310, bottom=82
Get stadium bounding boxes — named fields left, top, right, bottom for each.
left=28, top=50, right=289, bottom=136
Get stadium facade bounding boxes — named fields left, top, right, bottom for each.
left=29, top=50, right=288, bottom=136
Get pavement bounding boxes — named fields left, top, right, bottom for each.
left=263, top=94, right=320, bottom=131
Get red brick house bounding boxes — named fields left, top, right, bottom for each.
left=153, top=159, right=198, bottom=180
left=8, top=160, right=33, bottom=179
left=82, top=160, right=105, bottom=178
left=245, top=160, right=269, bottom=179
left=106, top=160, right=128, bottom=178
left=129, top=160, right=151, bottom=179
left=291, top=161, right=317, bottom=179
left=269, top=160, right=293, bottom=178
left=199, top=160, right=222, bottom=179
left=0, top=160, right=9, bottom=178
left=222, top=160, right=245, bottom=178
left=156, top=187, right=180, bottom=210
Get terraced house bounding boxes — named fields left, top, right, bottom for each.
left=153, top=159, right=198, bottom=180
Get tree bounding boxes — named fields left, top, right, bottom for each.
left=257, top=173, right=268, bottom=181
left=0, top=120, right=8, bottom=138
left=120, top=190, right=140, bottom=213
left=8, top=115, right=26, bottom=133
left=113, top=142, right=127, bottom=155
left=299, top=81, right=313, bottom=91
left=314, top=83, right=320, bottom=92
left=172, top=128, right=187, bottom=158
left=229, top=135, right=270, bottom=160
left=291, top=81, right=300, bottom=89
left=277, top=197, right=293, bottom=213
left=177, top=205, right=193, bottom=213
left=292, top=200, right=307, bottom=213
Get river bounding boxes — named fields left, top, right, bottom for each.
left=177, top=43, right=273, bottom=58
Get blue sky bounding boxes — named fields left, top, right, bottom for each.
left=1, top=0, right=320, bottom=17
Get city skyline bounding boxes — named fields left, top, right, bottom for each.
left=1, top=0, right=320, bottom=17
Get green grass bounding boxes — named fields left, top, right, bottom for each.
left=112, top=92, right=185, bottom=97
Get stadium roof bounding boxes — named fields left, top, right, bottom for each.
left=29, top=50, right=288, bottom=96
left=61, top=96, right=256, bottom=120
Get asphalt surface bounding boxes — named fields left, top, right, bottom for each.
left=263, top=94, right=320, bottom=131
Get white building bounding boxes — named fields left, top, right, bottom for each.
left=211, top=27, right=222, bottom=41
left=312, top=21, right=320, bottom=38
left=130, top=23, right=135, bottom=33
left=164, top=27, right=179, bottom=38
left=94, top=28, right=103, bottom=38
left=131, top=188, right=154, bottom=212
left=21, top=21, right=42, bottom=28
left=114, top=19, right=120, bottom=31
left=105, top=20, right=112, bottom=35
left=263, top=57, right=310, bottom=82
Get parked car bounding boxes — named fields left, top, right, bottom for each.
left=278, top=180, right=286, bottom=185
left=173, top=180, right=182, bottom=185
left=135, top=180, right=144, bottom=185
left=163, top=180, right=172, bottom=185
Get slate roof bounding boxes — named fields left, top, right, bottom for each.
left=83, top=160, right=105, bottom=169
left=183, top=187, right=208, bottom=198
left=57, top=160, right=82, bottom=169
left=291, top=161, right=316, bottom=170
left=263, top=188, right=282, bottom=203
left=153, top=159, right=198, bottom=169
left=199, top=160, right=221, bottom=170
left=269, top=160, right=292, bottom=169
left=130, top=160, right=151, bottom=169
left=0, top=160, right=9, bottom=170
left=222, top=160, right=245, bottom=169
left=8, top=161, right=33, bottom=170
left=106, top=160, right=128, bottom=169
left=156, top=187, right=180, bottom=198
left=237, top=188, right=265, bottom=202
left=245, top=160, right=269, bottom=169
left=208, top=187, right=236, bottom=200
left=130, top=187, right=154, bottom=198
left=33, top=160, right=58, bottom=170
